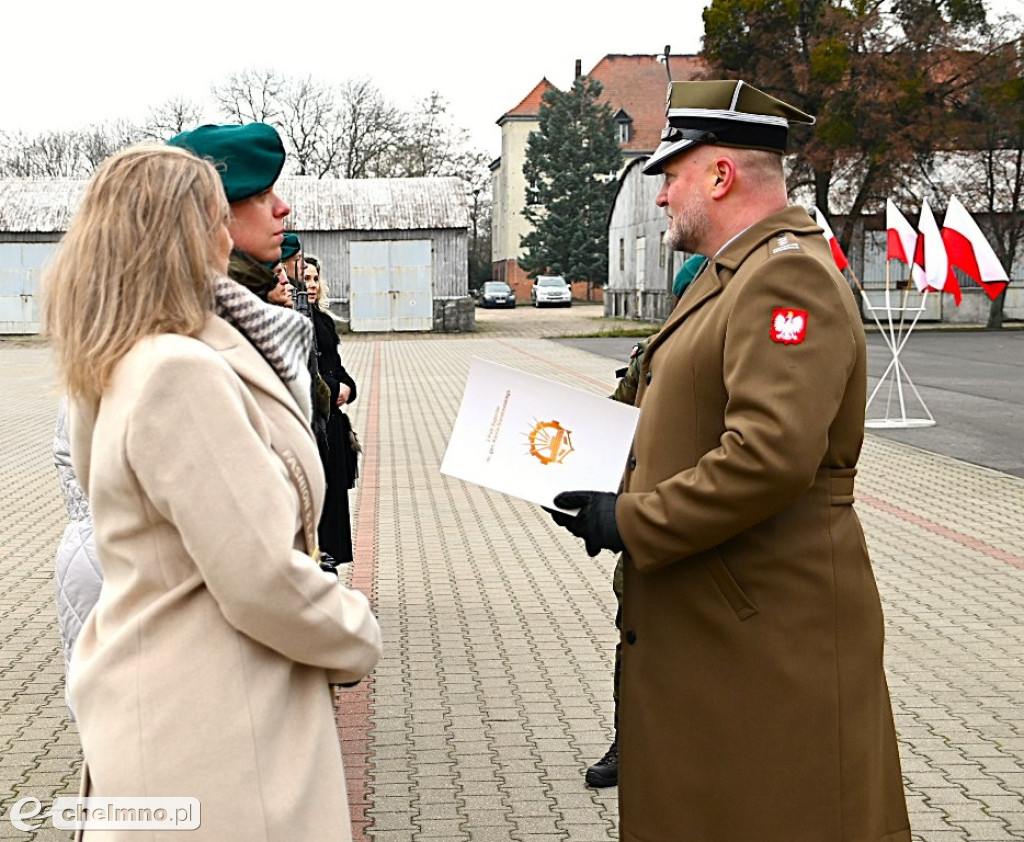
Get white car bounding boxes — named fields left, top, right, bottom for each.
left=531, top=275, right=572, bottom=308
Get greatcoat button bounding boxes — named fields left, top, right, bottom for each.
left=629, top=456, right=637, bottom=471
left=625, top=630, right=637, bottom=645
left=644, top=370, right=652, bottom=385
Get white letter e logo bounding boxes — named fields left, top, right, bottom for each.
left=10, top=797, right=51, bottom=831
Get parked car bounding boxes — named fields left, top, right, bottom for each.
left=531, top=275, right=572, bottom=308
left=479, top=281, right=516, bottom=309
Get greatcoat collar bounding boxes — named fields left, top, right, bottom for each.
left=646, top=205, right=819, bottom=360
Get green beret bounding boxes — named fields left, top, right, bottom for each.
left=280, top=232, right=302, bottom=261
left=644, top=80, right=815, bottom=175
left=673, top=254, right=707, bottom=298
left=167, top=123, right=285, bottom=203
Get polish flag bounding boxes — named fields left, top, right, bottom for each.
left=913, top=200, right=960, bottom=305
left=813, top=207, right=849, bottom=271
left=886, top=199, right=926, bottom=290
left=941, top=196, right=1010, bottom=301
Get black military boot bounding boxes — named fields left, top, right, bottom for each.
left=585, top=738, right=618, bottom=788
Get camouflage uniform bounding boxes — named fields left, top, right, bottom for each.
left=610, top=337, right=652, bottom=406
left=228, top=249, right=278, bottom=302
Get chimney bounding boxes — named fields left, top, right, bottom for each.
left=575, top=59, right=582, bottom=79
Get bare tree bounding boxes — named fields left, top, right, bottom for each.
left=25, top=131, right=84, bottom=177
left=463, top=149, right=494, bottom=287
left=0, top=131, right=38, bottom=177
left=394, top=92, right=466, bottom=177
left=0, top=67, right=495, bottom=218
left=330, top=78, right=406, bottom=179
left=0, top=119, right=146, bottom=178
left=213, top=68, right=285, bottom=124
left=78, top=120, right=145, bottom=171
left=209, top=72, right=404, bottom=179
left=278, top=76, right=336, bottom=176
left=144, top=96, right=206, bottom=140
left=1, top=129, right=88, bottom=177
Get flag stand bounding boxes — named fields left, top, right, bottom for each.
left=853, top=263, right=936, bottom=429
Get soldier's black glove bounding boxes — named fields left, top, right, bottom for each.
left=547, top=490, right=624, bottom=558
left=319, top=552, right=340, bottom=577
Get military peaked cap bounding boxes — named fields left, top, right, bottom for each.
left=167, top=123, right=286, bottom=203
left=643, top=80, right=814, bottom=175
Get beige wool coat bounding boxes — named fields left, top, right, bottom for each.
left=69, top=315, right=381, bottom=841
left=615, top=206, right=910, bottom=842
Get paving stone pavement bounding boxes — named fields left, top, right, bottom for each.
left=1, top=304, right=1023, bottom=841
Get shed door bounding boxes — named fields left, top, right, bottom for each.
left=350, top=240, right=433, bottom=332
left=0, top=243, right=55, bottom=334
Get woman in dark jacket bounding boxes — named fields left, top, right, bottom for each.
left=304, top=257, right=359, bottom=563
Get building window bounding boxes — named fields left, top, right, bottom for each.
left=636, top=236, right=646, bottom=290
left=659, top=239, right=666, bottom=268
left=614, top=109, right=633, bottom=145
left=619, top=239, right=625, bottom=271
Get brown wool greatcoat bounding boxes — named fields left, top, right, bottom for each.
left=69, top=316, right=382, bottom=842
left=615, top=206, right=911, bottom=842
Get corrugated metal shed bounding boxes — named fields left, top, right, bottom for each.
left=0, top=176, right=469, bottom=234
left=278, top=176, right=469, bottom=232
left=0, top=174, right=475, bottom=334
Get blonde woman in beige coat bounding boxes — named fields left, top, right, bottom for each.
left=42, top=144, right=381, bottom=841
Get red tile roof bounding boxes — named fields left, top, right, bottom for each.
left=497, top=55, right=709, bottom=152
left=588, top=54, right=709, bottom=153
left=502, top=78, right=558, bottom=119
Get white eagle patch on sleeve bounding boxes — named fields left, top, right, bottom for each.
left=770, top=307, right=809, bottom=345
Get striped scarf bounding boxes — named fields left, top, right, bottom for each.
left=213, top=275, right=313, bottom=421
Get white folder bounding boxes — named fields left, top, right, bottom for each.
left=441, top=358, right=640, bottom=509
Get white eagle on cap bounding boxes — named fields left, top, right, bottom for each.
left=773, top=310, right=805, bottom=343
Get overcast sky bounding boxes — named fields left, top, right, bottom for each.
left=3, top=0, right=1022, bottom=161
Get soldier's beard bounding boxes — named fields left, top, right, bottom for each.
left=666, top=190, right=711, bottom=254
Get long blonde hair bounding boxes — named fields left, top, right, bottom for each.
left=42, top=144, right=228, bottom=401
left=304, top=255, right=330, bottom=310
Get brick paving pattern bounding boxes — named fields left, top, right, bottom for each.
left=1, top=304, right=1022, bottom=841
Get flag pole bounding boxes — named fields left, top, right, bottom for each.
left=860, top=199, right=938, bottom=428
left=814, top=204, right=934, bottom=427
left=846, top=263, right=895, bottom=354
left=863, top=258, right=935, bottom=428
left=895, top=266, right=911, bottom=354
left=884, top=245, right=896, bottom=349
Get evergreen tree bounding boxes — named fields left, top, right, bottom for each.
left=519, top=77, right=622, bottom=295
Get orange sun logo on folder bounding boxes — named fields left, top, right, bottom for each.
left=527, top=420, right=575, bottom=465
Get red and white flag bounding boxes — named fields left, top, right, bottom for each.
left=886, top=199, right=925, bottom=291
left=941, top=196, right=1010, bottom=301
left=813, top=208, right=849, bottom=271
left=913, top=200, right=960, bottom=305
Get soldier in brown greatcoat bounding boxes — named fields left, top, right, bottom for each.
left=550, top=80, right=911, bottom=841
